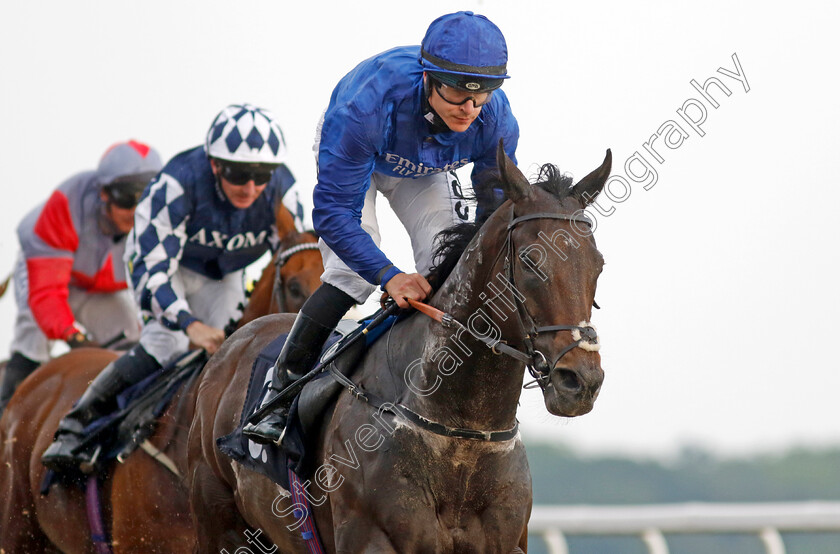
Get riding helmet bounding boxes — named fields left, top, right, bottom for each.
left=420, top=11, right=510, bottom=93
left=97, top=140, right=163, bottom=206
left=205, top=103, right=287, bottom=165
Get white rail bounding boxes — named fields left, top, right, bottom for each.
left=529, top=502, right=840, bottom=554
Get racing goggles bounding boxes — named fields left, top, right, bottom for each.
left=105, top=172, right=156, bottom=209
left=219, top=162, right=276, bottom=186
left=432, top=79, right=494, bottom=108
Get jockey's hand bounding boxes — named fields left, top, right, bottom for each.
left=65, top=331, right=99, bottom=349
left=384, top=272, right=432, bottom=309
left=185, top=320, right=226, bottom=354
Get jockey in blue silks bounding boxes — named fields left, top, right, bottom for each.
left=245, top=11, right=520, bottom=444
left=44, top=104, right=299, bottom=470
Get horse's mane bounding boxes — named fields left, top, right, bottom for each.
left=427, top=164, right=574, bottom=288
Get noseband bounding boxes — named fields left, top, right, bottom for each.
left=272, top=240, right=320, bottom=311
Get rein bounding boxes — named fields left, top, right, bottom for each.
left=326, top=209, right=600, bottom=443
left=410, top=210, right=600, bottom=390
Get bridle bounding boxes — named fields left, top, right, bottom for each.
left=410, top=208, right=601, bottom=391
left=502, top=210, right=600, bottom=390
left=326, top=208, right=602, bottom=443
left=271, top=238, right=320, bottom=312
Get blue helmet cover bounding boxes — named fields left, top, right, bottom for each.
left=420, top=11, right=510, bottom=82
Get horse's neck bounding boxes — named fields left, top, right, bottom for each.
left=379, top=243, right=526, bottom=431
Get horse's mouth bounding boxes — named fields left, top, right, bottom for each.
left=544, top=392, right=597, bottom=417
left=543, top=369, right=602, bottom=417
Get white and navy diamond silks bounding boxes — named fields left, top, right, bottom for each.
left=127, top=146, right=294, bottom=331
left=206, top=103, right=287, bottom=164
left=129, top=171, right=191, bottom=330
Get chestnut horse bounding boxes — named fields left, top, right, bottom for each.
left=240, top=205, right=322, bottom=324
left=186, top=144, right=611, bottom=553
left=0, top=204, right=323, bottom=553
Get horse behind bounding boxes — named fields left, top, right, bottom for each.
left=186, top=143, right=611, bottom=553
left=239, top=203, right=322, bottom=324
left=0, top=204, right=324, bottom=553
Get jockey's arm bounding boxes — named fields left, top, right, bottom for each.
left=19, top=190, right=86, bottom=342
left=312, top=106, right=408, bottom=293
left=130, top=174, right=204, bottom=336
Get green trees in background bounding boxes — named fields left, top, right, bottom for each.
left=525, top=442, right=840, bottom=554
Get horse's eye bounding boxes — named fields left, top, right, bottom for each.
left=287, top=280, right=304, bottom=299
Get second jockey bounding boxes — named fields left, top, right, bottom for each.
left=42, top=104, right=297, bottom=469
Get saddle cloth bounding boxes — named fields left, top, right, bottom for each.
left=217, top=315, right=399, bottom=490
left=42, top=350, right=207, bottom=492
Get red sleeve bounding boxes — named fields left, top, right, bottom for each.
left=33, top=191, right=79, bottom=252
left=26, top=257, right=78, bottom=340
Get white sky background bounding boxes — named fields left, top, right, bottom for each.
left=1, top=0, right=838, bottom=459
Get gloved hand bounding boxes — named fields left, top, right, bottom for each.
left=65, top=331, right=99, bottom=349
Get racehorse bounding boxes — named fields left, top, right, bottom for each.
left=239, top=204, right=321, bottom=325
left=186, top=143, right=611, bottom=553
left=0, top=204, right=324, bottom=553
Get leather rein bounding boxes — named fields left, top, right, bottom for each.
left=330, top=209, right=600, bottom=443
left=409, top=210, right=600, bottom=391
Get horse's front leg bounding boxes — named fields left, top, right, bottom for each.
left=333, top=518, right=400, bottom=554
left=515, top=529, right=528, bottom=553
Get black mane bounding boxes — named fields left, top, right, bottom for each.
left=427, top=164, right=574, bottom=288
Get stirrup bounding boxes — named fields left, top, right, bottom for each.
left=42, top=432, right=90, bottom=472
left=243, top=409, right=288, bottom=445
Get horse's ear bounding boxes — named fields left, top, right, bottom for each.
left=496, top=139, right=531, bottom=202
left=275, top=203, right=296, bottom=238
left=571, top=149, right=612, bottom=206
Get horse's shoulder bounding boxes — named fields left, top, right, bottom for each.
left=24, top=348, right=115, bottom=392
left=236, top=312, right=296, bottom=339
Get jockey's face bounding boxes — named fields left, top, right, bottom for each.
left=210, top=159, right=268, bottom=209
left=426, top=75, right=483, bottom=133
left=100, top=189, right=136, bottom=234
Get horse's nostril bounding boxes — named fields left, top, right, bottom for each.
left=555, top=369, right=582, bottom=392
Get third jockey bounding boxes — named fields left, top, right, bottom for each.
left=0, top=141, right=162, bottom=416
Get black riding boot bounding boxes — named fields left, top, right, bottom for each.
left=41, top=345, right=160, bottom=471
left=0, top=352, right=40, bottom=416
left=244, top=283, right=355, bottom=445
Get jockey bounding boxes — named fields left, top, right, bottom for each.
left=0, top=141, right=162, bottom=416
left=42, top=104, right=297, bottom=469
left=244, top=11, right=520, bottom=444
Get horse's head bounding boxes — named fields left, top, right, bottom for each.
left=494, top=141, right=611, bottom=417
left=236, top=206, right=324, bottom=328
left=272, top=205, right=323, bottom=313
left=274, top=235, right=322, bottom=313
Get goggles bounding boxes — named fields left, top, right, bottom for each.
left=219, top=162, right=276, bottom=186
left=104, top=172, right=156, bottom=209
left=107, top=187, right=144, bottom=209
left=432, top=79, right=494, bottom=108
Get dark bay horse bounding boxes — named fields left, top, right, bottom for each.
left=186, top=143, right=611, bottom=553
left=0, top=205, right=324, bottom=553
